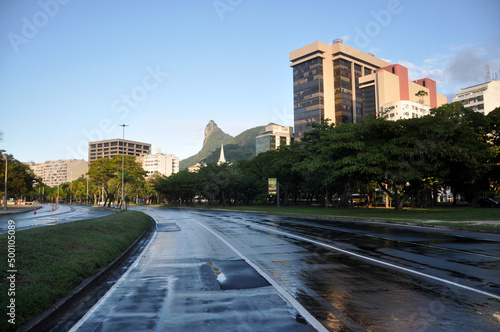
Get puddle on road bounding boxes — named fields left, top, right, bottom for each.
left=204, top=259, right=270, bottom=290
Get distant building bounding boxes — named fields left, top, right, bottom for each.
left=256, top=125, right=294, bottom=155
left=137, top=149, right=179, bottom=178
left=452, top=80, right=500, bottom=115
left=188, top=163, right=204, bottom=173
left=88, top=138, right=151, bottom=163
left=382, top=100, right=430, bottom=121
left=29, top=159, right=88, bottom=187
left=290, top=40, right=447, bottom=137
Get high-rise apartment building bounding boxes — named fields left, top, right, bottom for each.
left=290, top=40, right=447, bottom=136
left=88, top=138, right=151, bottom=163
left=256, top=125, right=294, bottom=155
left=452, top=80, right=500, bottom=115
left=29, top=159, right=88, bottom=187
left=136, top=149, right=179, bottom=178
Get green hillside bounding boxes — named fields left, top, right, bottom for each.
left=229, top=124, right=268, bottom=150
left=180, top=122, right=279, bottom=170
left=179, top=121, right=232, bottom=170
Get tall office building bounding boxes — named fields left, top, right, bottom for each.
left=29, top=159, right=88, bottom=187
left=88, top=138, right=151, bottom=163
left=452, top=80, right=500, bottom=115
left=290, top=40, right=447, bottom=136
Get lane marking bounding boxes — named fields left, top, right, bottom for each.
left=238, top=221, right=500, bottom=301
left=69, top=216, right=159, bottom=331
left=261, top=218, right=500, bottom=261
left=204, top=211, right=500, bottom=260
left=195, top=221, right=329, bottom=332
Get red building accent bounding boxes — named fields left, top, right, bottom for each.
left=414, top=78, right=437, bottom=108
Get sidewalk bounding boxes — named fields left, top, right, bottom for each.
left=0, top=204, right=42, bottom=216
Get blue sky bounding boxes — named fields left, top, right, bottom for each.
left=1, top=0, right=499, bottom=163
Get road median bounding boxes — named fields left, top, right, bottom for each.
left=0, top=210, right=154, bottom=331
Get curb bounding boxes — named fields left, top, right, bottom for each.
left=18, top=215, right=156, bottom=332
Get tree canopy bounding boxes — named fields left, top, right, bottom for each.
left=152, top=103, right=500, bottom=211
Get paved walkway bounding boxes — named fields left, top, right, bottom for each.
left=0, top=204, right=42, bottom=215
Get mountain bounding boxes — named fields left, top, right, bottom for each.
left=179, top=120, right=232, bottom=170
left=179, top=121, right=272, bottom=170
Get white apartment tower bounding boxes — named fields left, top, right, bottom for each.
left=137, top=149, right=179, bottom=178
left=29, top=159, right=88, bottom=187
left=452, top=80, right=500, bottom=115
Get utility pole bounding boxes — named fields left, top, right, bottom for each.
left=86, top=169, right=89, bottom=205
left=119, top=124, right=129, bottom=210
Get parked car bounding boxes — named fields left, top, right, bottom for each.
left=478, top=198, right=500, bottom=208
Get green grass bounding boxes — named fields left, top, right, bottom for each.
left=0, top=210, right=152, bottom=331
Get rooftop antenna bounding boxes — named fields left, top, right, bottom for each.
left=485, top=64, right=491, bottom=82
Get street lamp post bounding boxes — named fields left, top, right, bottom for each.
left=3, top=155, right=7, bottom=211
left=119, top=124, right=128, bottom=210
left=86, top=167, right=89, bottom=206
left=53, top=172, right=59, bottom=209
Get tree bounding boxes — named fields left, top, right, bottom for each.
left=155, top=171, right=197, bottom=204
left=87, top=156, right=146, bottom=207
left=485, top=107, right=500, bottom=194
left=299, top=108, right=494, bottom=211
left=196, top=163, right=239, bottom=206
left=431, top=103, right=496, bottom=206
left=0, top=151, right=37, bottom=205
left=415, top=90, right=428, bottom=105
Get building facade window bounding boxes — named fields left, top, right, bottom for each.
left=334, top=58, right=353, bottom=123
left=361, top=85, right=376, bottom=117
left=293, top=57, right=324, bottom=137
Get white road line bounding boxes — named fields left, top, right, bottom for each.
left=195, top=221, right=329, bottom=332
left=69, top=216, right=159, bottom=332
left=276, top=218, right=500, bottom=260
left=243, top=222, right=500, bottom=301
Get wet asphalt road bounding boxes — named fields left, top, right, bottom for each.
left=0, top=204, right=115, bottom=233
left=72, top=207, right=500, bottom=331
